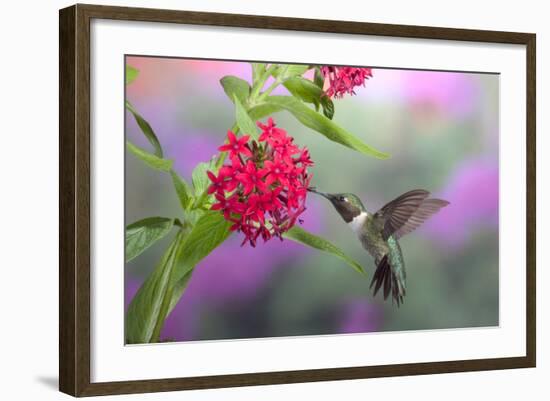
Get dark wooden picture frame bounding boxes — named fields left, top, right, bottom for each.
left=59, top=3, right=536, bottom=397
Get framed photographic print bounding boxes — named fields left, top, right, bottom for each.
left=59, top=4, right=536, bottom=397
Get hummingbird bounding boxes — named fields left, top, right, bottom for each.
left=308, top=188, right=449, bottom=306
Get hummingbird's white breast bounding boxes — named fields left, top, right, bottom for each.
left=348, top=211, right=368, bottom=234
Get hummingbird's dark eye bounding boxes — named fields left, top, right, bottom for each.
left=339, top=196, right=346, bottom=202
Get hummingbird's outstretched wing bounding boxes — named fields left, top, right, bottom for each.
left=374, top=189, right=449, bottom=241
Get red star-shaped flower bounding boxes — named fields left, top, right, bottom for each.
left=236, top=160, right=268, bottom=195
left=264, top=158, right=290, bottom=186
left=210, top=193, right=246, bottom=219
left=207, top=166, right=238, bottom=194
left=218, top=130, right=252, bottom=161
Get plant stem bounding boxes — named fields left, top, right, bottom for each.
left=257, top=79, right=281, bottom=103
left=250, top=65, right=277, bottom=102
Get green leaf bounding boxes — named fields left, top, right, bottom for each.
left=283, top=76, right=323, bottom=104
left=310, top=68, right=335, bottom=119
left=167, top=271, right=193, bottom=315
left=264, top=96, right=389, bottom=159
left=220, top=76, right=250, bottom=105
left=273, top=64, right=310, bottom=81
left=126, top=230, right=184, bottom=344
left=313, top=67, right=325, bottom=89
left=248, top=102, right=284, bottom=121
left=170, top=210, right=233, bottom=285
left=191, top=160, right=213, bottom=198
left=126, top=65, right=139, bottom=85
left=127, top=141, right=173, bottom=171
left=321, top=97, right=335, bottom=120
left=126, top=101, right=164, bottom=158
left=170, top=170, right=194, bottom=210
left=234, top=96, right=259, bottom=139
left=125, top=217, right=174, bottom=262
left=283, top=226, right=365, bottom=275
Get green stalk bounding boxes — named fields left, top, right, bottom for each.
left=256, top=78, right=281, bottom=103
left=150, top=229, right=187, bottom=342
left=250, top=65, right=277, bottom=102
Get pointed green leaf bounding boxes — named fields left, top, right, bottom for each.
left=167, top=271, right=193, bottom=315
left=191, top=161, right=213, bottom=198
left=171, top=210, right=233, bottom=285
left=234, top=96, right=259, bottom=139
left=264, top=96, right=389, bottom=159
left=283, top=76, right=323, bottom=104
left=170, top=170, right=194, bottom=210
left=126, top=231, right=184, bottom=343
left=220, top=76, right=250, bottom=105
left=286, top=64, right=310, bottom=77
left=321, top=97, right=335, bottom=120
left=126, top=101, right=164, bottom=157
left=272, top=64, right=310, bottom=81
left=248, top=102, right=284, bottom=121
left=126, top=65, right=139, bottom=85
left=310, top=68, right=336, bottom=119
left=313, top=67, right=325, bottom=89
left=127, top=141, right=173, bottom=171
left=125, top=217, right=174, bottom=262
left=283, top=226, right=365, bottom=275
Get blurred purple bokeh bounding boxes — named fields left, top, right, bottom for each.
left=426, top=158, right=498, bottom=249
left=339, top=299, right=382, bottom=333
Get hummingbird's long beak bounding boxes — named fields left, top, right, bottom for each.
left=307, top=187, right=332, bottom=200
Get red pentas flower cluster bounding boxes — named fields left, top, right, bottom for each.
left=207, top=118, right=313, bottom=246
left=321, top=66, right=373, bottom=99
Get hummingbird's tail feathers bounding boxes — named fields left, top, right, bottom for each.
left=370, top=255, right=389, bottom=296
left=370, top=256, right=406, bottom=307
left=391, top=272, right=406, bottom=307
